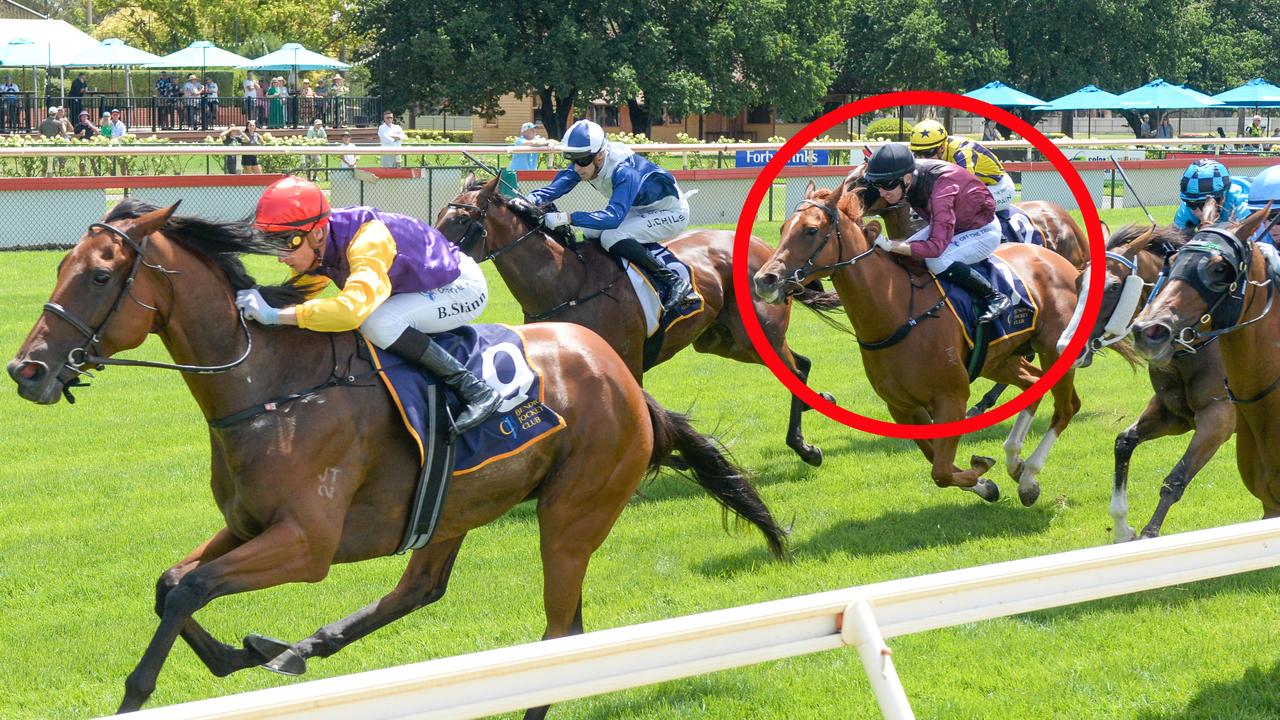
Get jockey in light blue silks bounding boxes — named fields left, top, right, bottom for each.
left=1246, top=163, right=1280, bottom=246
left=530, top=119, right=692, bottom=311
left=1172, top=159, right=1250, bottom=234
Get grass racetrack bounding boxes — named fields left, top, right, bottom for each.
left=2, top=205, right=1279, bottom=719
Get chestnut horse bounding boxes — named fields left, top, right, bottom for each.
left=7, top=200, right=788, bottom=716
left=436, top=175, right=841, bottom=466
left=754, top=181, right=1081, bottom=505
left=1132, top=209, right=1280, bottom=520
left=1069, top=224, right=1232, bottom=541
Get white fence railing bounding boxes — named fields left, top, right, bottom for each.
left=111, top=517, right=1280, bottom=720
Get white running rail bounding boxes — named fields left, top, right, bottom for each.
left=111, top=518, right=1280, bottom=720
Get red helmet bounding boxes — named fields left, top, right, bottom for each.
left=255, top=176, right=331, bottom=234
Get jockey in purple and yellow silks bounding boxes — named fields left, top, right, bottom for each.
left=235, top=176, right=500, bottom=432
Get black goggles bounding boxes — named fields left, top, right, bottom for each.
left=565, top=153, right=596, bottom=167
left=870, top=177, right=904, bottom=192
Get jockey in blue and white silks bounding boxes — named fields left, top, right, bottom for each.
left=1172, top=160, right=1250, bottom=233
left=530, top=119, right=692, bottom=310
left=1246, top=163, right=1280, bottom=246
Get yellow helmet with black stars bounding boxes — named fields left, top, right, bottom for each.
left=909, top=119, right=948, bottom=153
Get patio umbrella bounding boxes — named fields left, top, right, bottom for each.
left=963, top=81, right=1046, bottom=108
left=145, top=40, right=252, bottom=72
left=65, top=38, right=162, bottom=96
left=0, top=38, right=51, bottom=113
left=238, top=43, right=350, bottom=72
left=1032, top=84, right=1123, bottom=138
left=1212, top=78, right=1280, bottom=108
left=1114, top=79, right=1222, bottom=138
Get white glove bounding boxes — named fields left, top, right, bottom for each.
left=874, top=235, right=893, bottom=252
left=235, top=288, right=282, bottom=325
left=542, top=212, right=570, bottom=230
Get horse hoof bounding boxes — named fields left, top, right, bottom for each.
left=1113, top=526, right=1138, bottom=543
left=967, top=479, right=1000, bottom=503
left=965, top=404, right=987, bottom=419
left=796, top=444, right=823, bottom=467
left=970, top=455, right=996, bottom=473
left=262, top=648, right=307, bottom=676
left=1018, top=482, right=1041, bottom=507
left=1007, top=460, right=1024, bottom=482
left=803, top=391, right=837, bottom=410
left=244, top=633, right=292, bottom=662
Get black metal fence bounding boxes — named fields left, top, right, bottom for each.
left=2, top=94, right=382, bottom=134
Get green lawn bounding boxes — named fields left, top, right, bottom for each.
left=2, top=204, right=1278, bottom=719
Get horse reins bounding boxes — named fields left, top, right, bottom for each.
left=40, top=221, right=254, bottom=402
left=780, top=199, right=875, bottom=292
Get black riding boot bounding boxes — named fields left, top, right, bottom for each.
left=938, top=261, right=1012, bottom=324
left=386, top=327, right=501, bottom=433
left=608, top=237, right=692, bottom=312
left=996, top=209, right=1020, bottom=244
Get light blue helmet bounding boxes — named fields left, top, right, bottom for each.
left=1247, top=164, right=1280, bottom=213
left=1179, top=160, right=1230, bottom=202
left=561, top=119, right=606, bottom=161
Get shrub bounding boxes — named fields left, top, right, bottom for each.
left=403, top=129, right=472, bottom=143
left=865, top=117, right=914, bottom=141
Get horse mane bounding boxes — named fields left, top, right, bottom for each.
left=104, top=198, right=307, bottom=307
left=1107, top=223, right=1188, bottom=253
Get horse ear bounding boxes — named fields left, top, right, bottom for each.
left=825, top=179, right=845, bottom=209
left=477, top=175, right=501, bottom=199
left=1122, top=224, right=1158, bottom=255
left=120, top=202, right=179, bottom=241
left=1237, top=203, right=1272, bottom=241
left=463, top=171, right=476, bottom=190
left=804, top=179, right=817, bottom=199
left=863, top=219, right=882, bottom=244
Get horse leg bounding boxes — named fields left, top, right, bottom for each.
left=1013, top=367, right=1081, bottom=507
left=784, top=351, right=825, bottom=466
left=895, top=396, right=1000, bottom=501
left=967, top=383, right=1009, bottom=418
left=983, top=357, right=1041, bottom=481
left=1140, top=402, right=1233, bottom=539
left=252, top=535, right=468, bottom=676
left=152, top=528, right=283, bottom=678
left=1111, top=397, right=1190, bottom=542
left=118, top=520, right=335, bottom=713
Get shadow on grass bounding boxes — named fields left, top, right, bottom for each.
left=1137, top=657, right=1280, bottom=720
left=695, top=499, right=1055, bottom=578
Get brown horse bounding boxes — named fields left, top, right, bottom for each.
left=1132, top=209, right=1280, bottom=520
left=6, top=200, right=788, bottom=716
left=1069, top=224, right=1233, bottom=541
left=435, top=175, right=841, bottom=467
left=753, top=181, right=1081, bottom=505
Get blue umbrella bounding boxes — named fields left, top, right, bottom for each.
left=238, top=43, right=350, bottom=72
left=1032, top=85, right=1123, bottom=138
left=1212, top=78, right=1280, bottom=108
left=963, top=81, right=1046, bottom=108
left=1113, top=78, right=1222, bottom=110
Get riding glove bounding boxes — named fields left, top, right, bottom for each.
left=542, top=212, right=570, bottom=230
left=235, top=288, right=282, bottom=325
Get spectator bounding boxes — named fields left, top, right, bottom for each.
left=220, top=125, right=249, bottom=174
left=0, top=76, right=16, bottom=131
left=242, top=72, right=260, bottom=126
left=98, top=111, right=112, bottom=138
left=56, top=106, right=74, bottom=137
left=509, top=121, right=547, bottom=171
left=1245, top=114, right=1266, bottom=150
left=38, top=106, right=63, bottom=138
left=300, top=78, right=316, bottom=124
left=73, top=110, right=96, bottom=140
left=1139, top=113, right=1154, bottom=139
left=182, top=74, right=203, bottom=129
left=314, top=78, right=329, bottom=123
left=305, top=118, right=327, bottom=179
left=202, top=76, right=219, bottom=128
left=240, top=120, right=262, bottom=173
left=109, top=108, right=127, bottom=138
left=377, top=110, right=405, bottom=168
left=267, top=77, right=286, bottom=128
left=156, top=71, right=176, bottom=129
left=1157, top=116, right=1173, bottom=139
left=981, top=119, right=1000, bottom=142
left=329, top=74, right=349, bottom=127
left=339, top=130, right=357, bottom=170
left=68, top=72, right=87, bottom=120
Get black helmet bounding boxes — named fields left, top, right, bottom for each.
left=865, top=143, right=915, bottom=184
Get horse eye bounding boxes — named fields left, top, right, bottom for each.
left=91, top=269, right=111, bottom=285
left=805, top=226, right=818, bottom=236
left=454, top=215, right=467, bottom=224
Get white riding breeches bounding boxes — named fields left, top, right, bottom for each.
left=908, top=219, right=1002, bottom=274
left=581, top=194, right=690, bottom=250
left=359, top=254, right=489, bottom=347
left=989, top=173, right=1015, bottom=212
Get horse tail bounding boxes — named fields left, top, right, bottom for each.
left=644, top=392, right=789, bottom=560
left=794, top=281, right=854, bottom=336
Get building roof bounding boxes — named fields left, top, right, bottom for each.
left=0, top=0, right=45, bottom=20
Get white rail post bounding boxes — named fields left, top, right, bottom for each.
left=842, top=598, right=914, bottom=720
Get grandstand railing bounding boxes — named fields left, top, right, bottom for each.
left=107, top=518, right=1280, bottom=720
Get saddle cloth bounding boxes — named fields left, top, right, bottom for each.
left=615, top=242, right=706, bottom=338
left=933, top=255, right=1039, bottom=348
left=1005, top=206, right=1046, bottom=246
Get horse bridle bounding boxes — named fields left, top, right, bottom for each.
left=446, top=195, right=546, bottom=263
left=39, top=221, right=254, bottom=401
left=780, top=199, right=875, bottom=292
left=1163, top=227, right=1274, bottom=355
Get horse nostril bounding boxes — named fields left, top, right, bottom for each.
left=758, top=272, right=778, bottom=288
left=1142, top=324, right=1170, bottom=342
left=7, top=359, right=45, bottom=385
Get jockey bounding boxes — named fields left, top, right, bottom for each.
left=909, top=119, right=1020, bottom=246
left=1246, top=163, right=1280, bottom=245
left=529, top=119, right=692, bottom=311
left=860, top=143, right=1013, bottom=324
left=235, top=176, right=501, bottom=432
left=1172, top=159, right=1250, bottom=233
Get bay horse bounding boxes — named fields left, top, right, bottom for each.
left=1071, top=224, right=1233, bottom=541
left=1132, top=208, right=1280, bottom=520
left=435, top=174, right=841, bottom=467
left=6, top=200, right=788, bottom=716
left=754, top=181, right=1081, bottom=505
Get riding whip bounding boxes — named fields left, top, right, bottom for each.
left=1110, top=156, right=1156, bottom=226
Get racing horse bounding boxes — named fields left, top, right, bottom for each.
left=436, top=174, right=842, bottom=467
left=753, top=181, right=1082, bottom=505
left=1069, top=224, right=1232, bottom=541
left=1132, top=208, right=1280, bottom=520
left=7, top=200, right=789, bottom=716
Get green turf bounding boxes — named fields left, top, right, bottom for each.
left=2, top=205, right=1279, bottom=719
